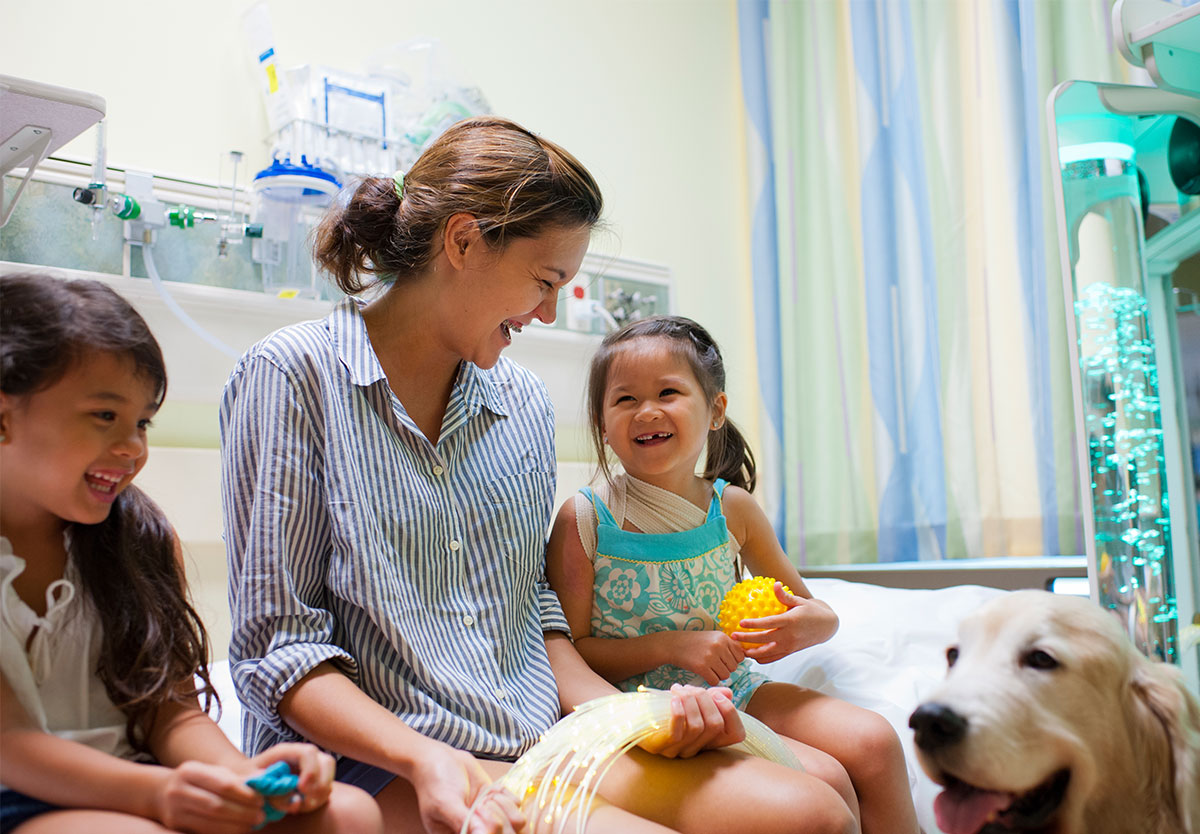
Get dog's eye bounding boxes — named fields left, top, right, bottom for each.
left=1021, top=649, right=1059, bottom=670
left=946, top=646, right=959, bottom=667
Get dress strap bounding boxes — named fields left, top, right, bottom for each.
left=707, top=478, right=729, bottom=521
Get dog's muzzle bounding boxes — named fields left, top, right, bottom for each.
left=910, top=702, right=969, bottom=751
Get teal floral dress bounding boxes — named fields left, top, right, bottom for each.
left=584, top=479, right=767, bottom=708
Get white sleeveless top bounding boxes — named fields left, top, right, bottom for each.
left=0, top=535, right=136, bottom=789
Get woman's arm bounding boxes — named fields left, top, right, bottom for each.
left=278, top=662, right=505, bottom=834
left=722, top=486, right=838, bottom=661
left=219, top=354, right=358, bottom=739
left=546, top=500, right=745, bottom=686
left=277, top=662, right=442, bottom=779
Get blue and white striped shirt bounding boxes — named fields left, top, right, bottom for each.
left=219, top=298, right=569, bottom=760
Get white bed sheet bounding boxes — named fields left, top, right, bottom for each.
left=206, top=578, right=1008, bottom=834
left=762, top=577, right=1008, bottom=834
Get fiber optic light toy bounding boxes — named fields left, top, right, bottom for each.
left=718, top=576, right=791, bottom=645
left=462, top=689, right=802, bottom=834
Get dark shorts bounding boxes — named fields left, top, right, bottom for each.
left=334, top=756, right=399, bottom=797
left=0, top=790, right=60, bottom=833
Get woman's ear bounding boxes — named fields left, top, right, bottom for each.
left=710, top=391, right=728, bottom=431
left=443, top=213, right=481, bottom=270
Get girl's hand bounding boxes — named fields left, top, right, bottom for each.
left=731, top=582, right=833, bottom=663
left=407, top=738, right=525, bottom=834
left=638, top=684, right=745, bottom=759
left=154, top=760, right=265, bottom=833
left=671, top=630, right=746, bottom=685
left=246, top=742, right=336, bottom=815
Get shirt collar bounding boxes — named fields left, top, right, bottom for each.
left=331, top=297, right=388, bottom=387
left=330, top=297, right=508, bottom=418
left=456, top=359, right=509, bottom=419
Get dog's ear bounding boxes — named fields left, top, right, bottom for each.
left=1130, top=660, right=1200, bottom=833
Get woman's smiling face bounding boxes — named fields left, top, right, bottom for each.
left=452, top=223, right=591, bottom=369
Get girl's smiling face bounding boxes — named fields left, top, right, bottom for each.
left=601, top=337, right=727, bottom=490
left=0, top=351, right=159, bottom=533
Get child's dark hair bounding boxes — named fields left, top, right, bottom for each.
left=314, top=115, right=603, bottom=293
left=586, top=315, right=757, bottom=492
left=0, top=273, right=215, bottom=752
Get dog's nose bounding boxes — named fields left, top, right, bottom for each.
left=909, top=702, right=968, bottom=750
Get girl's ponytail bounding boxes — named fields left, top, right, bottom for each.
left=705, top=419, right=757, bottom=493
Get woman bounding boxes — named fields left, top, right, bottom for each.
left=220, top=116, right=857, bottom=834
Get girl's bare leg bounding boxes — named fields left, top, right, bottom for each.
left=270, top=782, right=383, bottom=833
left=14, top=811, right=171, bottom=834
left=15, top=783, right=381, bottom=834
left=779, top=736, right=861, bottom=829
left=747, top=683, right=919, bottom=834
left=597, top=747, right=858, bottom=834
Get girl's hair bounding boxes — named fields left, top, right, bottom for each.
left=0, top=273, right=215, bottom=752
left=586, top=315, right=757, bottom=492
left=314, top=115, right=603, bottom=294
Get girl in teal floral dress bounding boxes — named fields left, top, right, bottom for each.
left=546, top=316, right=919, bottom=834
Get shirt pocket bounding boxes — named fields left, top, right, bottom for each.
left=482, top=471, right=554, bottom=572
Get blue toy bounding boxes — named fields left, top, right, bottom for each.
left=245, top=760, right=299, bottom=829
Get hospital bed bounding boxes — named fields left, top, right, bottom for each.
left=203, top=548, right=1083, bottom=834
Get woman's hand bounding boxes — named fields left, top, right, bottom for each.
left=731, top=582, right=836, bottom=663
left=670, top=630, right=746, bottom=685
left=407, top=738, right=525, bottom=834
left=153, top=760, right=266, bottom=833
left=638, top=684, right=745, bottom=759
left=246, top=742, right=336, bottom=816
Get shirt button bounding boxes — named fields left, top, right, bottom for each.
left=463, top=615, right=475, bottom=626
left=449, top=540, right=461, bottom=552
left=494, top=689, right=506, bottom=700
left=432, top=465, right=444, bottom=476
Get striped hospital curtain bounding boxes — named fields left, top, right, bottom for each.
left=739, top=0, right=1135, bottom=564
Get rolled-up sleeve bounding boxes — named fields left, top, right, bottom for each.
left=537, top=575, right=571, bottom=637
left=220, top=351, right=356, bottom=741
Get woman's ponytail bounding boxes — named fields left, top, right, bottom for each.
left=313, top=176, right=406, bottom=295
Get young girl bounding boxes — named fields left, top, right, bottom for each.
left=547, top=315, right=920, bottom=834
left=0, top=273, right=382, bottom=834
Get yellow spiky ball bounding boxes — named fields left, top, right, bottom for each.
left=719, top=576, right=790, bottom=643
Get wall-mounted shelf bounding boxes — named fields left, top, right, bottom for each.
left=0, top=75, right=104, bottom=227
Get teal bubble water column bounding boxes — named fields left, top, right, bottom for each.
left=1059, top=139, right=1178, bottom=663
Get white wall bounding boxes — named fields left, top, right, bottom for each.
left=5, top=1, right=761, bottom=654
left=4, top=0, right=759, bottom=441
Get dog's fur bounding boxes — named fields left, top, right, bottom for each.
left=910, top=591, right=1200, bottom=834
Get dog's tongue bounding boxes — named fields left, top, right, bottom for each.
left=934, top=782, right=1014, bottom=834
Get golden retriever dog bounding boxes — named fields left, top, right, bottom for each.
left=909, top=590, right=1199, bottom=834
